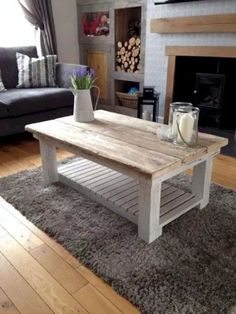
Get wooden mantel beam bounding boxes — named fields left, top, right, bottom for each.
left=151, top=14, right=236, bottom=34
left=166, top=46, right=236, bottom=58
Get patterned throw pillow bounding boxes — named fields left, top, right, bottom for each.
left=0, top=70, right=6, bottom=92
left=16, top=53, right=57, bottom=88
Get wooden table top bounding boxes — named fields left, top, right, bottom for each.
left=26, top=110, right=228, bottom=177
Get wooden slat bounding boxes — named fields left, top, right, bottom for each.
left=102, top=180, right=138, bottom=199
left=69, top=164, right=112, bottom=180
left=75, top=168, right=115, bottom=185
left=160, top=196, right=200, bottom=227
left=109, top=185, right=138, bottom=202
left=59, top=159, right=92, bottom=173
left=0, top=288, right=20, bottom=314
left=161, top=186, right=177, bottom=198
left=151, top=14, right=236, bottom=34
left=115, top=191, right=138, bottom=207
left=161, top=193, right=195, bottom=216
left=93, top=175, right=130, bottom=193
left=60, top=160, right=102, bottom=176
left=161, top=189, right=186, bottom=206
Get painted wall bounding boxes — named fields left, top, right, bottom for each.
left=52, top=0, right=80, bottom=63
left=144, top=0, right=236, bottom=121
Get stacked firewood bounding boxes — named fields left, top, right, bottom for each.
left=116, top=37, right=141, bottom=73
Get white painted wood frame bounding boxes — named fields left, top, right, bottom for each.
left=138, top=176, right=162, bottom=243
left=39, top=138, right=58, bottom=185
left=192, top=157, right=213, bottom=209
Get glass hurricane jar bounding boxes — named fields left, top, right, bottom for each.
left=168, top=102, right=193, bottom=141
left=172, top=105, right=200, bottom=146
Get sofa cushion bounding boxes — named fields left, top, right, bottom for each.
left=0, top=46, right=38, bottom=89
left=0, top=70, right=6, bottom=92
left=0, top=88, right=73, bottom=118
left=16, top=53, right=57, bottom=88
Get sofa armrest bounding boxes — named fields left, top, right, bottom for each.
left=55, top=63, right=89, bottom=88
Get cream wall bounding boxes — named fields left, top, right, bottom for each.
left=52, top=0, right=80, bottom=63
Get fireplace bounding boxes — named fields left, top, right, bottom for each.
left=172, top=56, right=236, bottom=129
left=194, top=73, right=225, bottom=112
left=165, top=46, right=236, bottom=157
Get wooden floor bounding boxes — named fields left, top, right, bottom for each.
left=0, top=134, right=138, bottom=314
left=0, top=133, right=235, bottom=314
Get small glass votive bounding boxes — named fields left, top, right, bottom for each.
left=156, top=124, right=172, bottom=142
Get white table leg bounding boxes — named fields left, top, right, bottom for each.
left=138, top=176, right=162, bottom=243
left=192, top=157, right=213, bottom=209
left=39, top=139, right=58, bottom=185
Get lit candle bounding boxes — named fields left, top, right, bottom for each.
left=177, top=112, right=195, bottom=144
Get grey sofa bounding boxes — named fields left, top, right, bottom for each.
left=0, top=46, right=83, bottom=137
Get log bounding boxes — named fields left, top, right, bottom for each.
left=132, top=48, right=140, bottom=58
left=129, top=37, right=136, bottom=46
left=117, top=41, right=122, bottom=49
left=120, top=47, right=126, bottom=55
left=135, top=38, right=141, bottom=46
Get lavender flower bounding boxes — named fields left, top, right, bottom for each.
left=71, top=66, right=96, bottom=90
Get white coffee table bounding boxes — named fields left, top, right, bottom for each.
left=26, top=110, right=228, bottom=243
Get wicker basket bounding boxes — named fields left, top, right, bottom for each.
left=116, top=91, right=138, bottom=109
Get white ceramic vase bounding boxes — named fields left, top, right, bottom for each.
left=72, top=89, right=94, bottom=122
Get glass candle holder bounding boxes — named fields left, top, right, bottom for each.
left=168, top=102, right=193, bottom=141
left=173, top=106, right=199, bottom=146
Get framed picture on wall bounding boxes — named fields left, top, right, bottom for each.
left=82, top=12, right=110, bottom=37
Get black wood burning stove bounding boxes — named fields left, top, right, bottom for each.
left=194, top=73, right=225, bottom=126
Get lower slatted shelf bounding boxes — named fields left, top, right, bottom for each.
left=58, top=159, right=200, bottom=227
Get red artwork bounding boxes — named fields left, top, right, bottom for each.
left=82, top=12, right=110, bottom=37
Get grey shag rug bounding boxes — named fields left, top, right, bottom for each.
left=0, top=161, right=236, bottom=314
